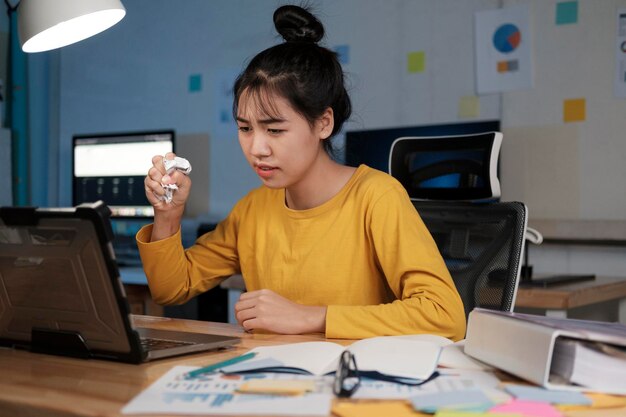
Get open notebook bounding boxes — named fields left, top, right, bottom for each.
left=0, top=201, right=239, bottom=363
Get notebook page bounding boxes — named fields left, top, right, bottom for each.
left=240, top=341, right=345, bottom=375
left=345, top=337, right=441, bottom=380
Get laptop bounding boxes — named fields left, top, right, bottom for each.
left=0, top=201, right=239, bottom=363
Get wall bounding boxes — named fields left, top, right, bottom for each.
left=52, top=0, right=626, bottom=223
left=56, top=0, right=279, bottom=216
left=1, top=5, right=9, bottom=124
left=500, top=0, right=626, bottom=222
left=54, top=0, right=504, bottom=217
left=1, top=7, right=11, bottom=206
left=1, top=3, right=58, bottom=206
left=29, top=1, right=626, bottom=278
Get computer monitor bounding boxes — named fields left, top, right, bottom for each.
left=72, top=130, right=175, bottom=266
left=72, top=130, right=175, bottom=218
left=344, top=120, right=500, bottom=173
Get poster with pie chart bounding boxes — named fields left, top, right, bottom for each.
left=493, top=24, right=521, bottom=53
left=475, top=5, right=533, bottom=94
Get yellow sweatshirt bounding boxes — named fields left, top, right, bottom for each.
left=136, top=165, right=466, bottom=340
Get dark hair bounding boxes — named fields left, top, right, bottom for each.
left=232, top=5, right=351, bottom=156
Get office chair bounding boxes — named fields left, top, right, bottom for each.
left=389, top=133, right=528, bottom=319
left=411, top=201, right=526, bottom=318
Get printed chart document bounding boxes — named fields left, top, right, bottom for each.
left=221, top=336, right=442, bottom=383
left=122, top=366, right=332, bottom=416
left=352, top=369, right=503, bottom=400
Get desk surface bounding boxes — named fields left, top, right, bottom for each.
left=1, top=317, right=622, bottom=417
left=515, top=275, right=626, bottom=310
left=0, top=316, right=345, bottom=417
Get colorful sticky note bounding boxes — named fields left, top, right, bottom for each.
left=563, top=98, right=586, bottom=122
left=407, top=51, right=425, bottom=73
left=504, top=384, right=591, bottom=405
left=490, top=399, right=563, bottom=417
left=557, top=392, right=626, bottom=411
left=333, top=401, right=421, bottom=417
left=188, top=74, right=202, bottom=92
left=411, top=389, right=493, bottom=413
left=435, top=412, right=522, bottom=417
left=237, top=379, right=315, bottom=395
left=458, top=96, right=480, bottom=118
left=334, top=44, right=350, bottom=65
left=556, top=1, right=578, bottom=25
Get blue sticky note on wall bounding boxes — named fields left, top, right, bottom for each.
left=556, top=1, right=578, bottom=25
left=189, top=74, right=202, bottom=92
left=334, top=45, right=350, bottom=65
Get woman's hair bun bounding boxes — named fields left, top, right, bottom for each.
left=273, top=5, right=324, bottom=43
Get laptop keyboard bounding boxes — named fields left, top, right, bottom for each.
left=140, top=337, right=195, bottom=352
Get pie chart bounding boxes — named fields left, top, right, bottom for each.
left=493, top=23, right=521, bottom=54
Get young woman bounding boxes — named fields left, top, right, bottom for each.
left=138, top=5, right=465, bottom=340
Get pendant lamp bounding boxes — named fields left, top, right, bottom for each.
left=18, top=0, right=126, bottom=53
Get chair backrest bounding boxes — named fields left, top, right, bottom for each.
left=388, top=132, right=502, bottom=202
left=412, top=200, right=527, bottom=318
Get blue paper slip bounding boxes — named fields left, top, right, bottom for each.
left=182, top=352, right=257, bottom=379
left=504, top=384, right=592, bottom=405
left=410, top=389, right=493, bottom=413
left=220, top=357, right=286, bottom=373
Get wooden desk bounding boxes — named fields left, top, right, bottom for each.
left=515, top=276, right=626, bottom=321
left=0, top=316, right=345, bottom=417
left=1, top=317, right=623, bottom=417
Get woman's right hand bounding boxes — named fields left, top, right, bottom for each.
left=145, top=152, right=192, bottom=215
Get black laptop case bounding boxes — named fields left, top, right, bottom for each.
left=0, top=201, right=238, bottom=363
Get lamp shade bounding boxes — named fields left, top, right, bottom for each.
left=18, top=0, right=126, bottom=53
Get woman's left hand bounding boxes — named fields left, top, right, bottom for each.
left=234, top=289, right=327, bottom=334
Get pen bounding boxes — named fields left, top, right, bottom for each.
left=182, top=352, right=257, bottom=379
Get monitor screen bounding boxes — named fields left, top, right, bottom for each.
left=72, top=130, right=174, bottom=218
left=344, top=120, right=500, bottom=172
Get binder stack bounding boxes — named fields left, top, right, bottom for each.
left=464, top=308, right=626, bottom=394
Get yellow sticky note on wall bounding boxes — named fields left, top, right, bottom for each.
left=458, top=96, right=480, bottom=118
left=407, top=51, right=426, bottom=73
left=563, top=98, right=586, bottom=122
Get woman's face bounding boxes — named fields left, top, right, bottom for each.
left=236, top=91, right=331, bottom=190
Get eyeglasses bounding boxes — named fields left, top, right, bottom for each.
left=333, top=351, right=361, bottom=398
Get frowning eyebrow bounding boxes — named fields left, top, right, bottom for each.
left=236, top=116, right=287, bottom=124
